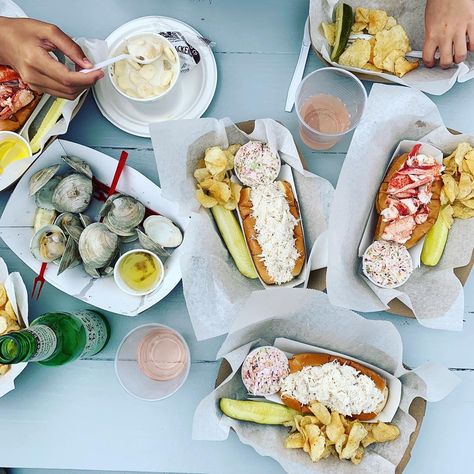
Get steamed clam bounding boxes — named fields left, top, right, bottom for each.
left=61, top=155, right=93, bottom=179
left=52, top=173, right=93, bottom=213
left=100, top=194, right=145, bottom=236
left=78, top=222, right=119, bottom=269
left=35, top=176, right=61, bottom=210
left=137, top=228, right=169, bottom=257
left=143, top=215, right=182, bottom=248
left=33, top=208, right=57, bottom=233
left=55, top=212, right=84, bottom=244
left=30, top=225, right=67, bottom=263
left=57, top=236, right=81, bottom=275
left=28, top=164, right=60, bottom=196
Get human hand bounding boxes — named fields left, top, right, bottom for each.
left=423, top=0, right=474, bottom=68
left=0, top=17, right=103, bottom=99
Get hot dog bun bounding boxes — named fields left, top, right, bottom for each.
left=375, top=152, right=441, bottom=248
left=280, top=353, right=388, bottom=421
left=0, top=93, right=42, bottom=132
left=238, top=180, right=305, bottom=284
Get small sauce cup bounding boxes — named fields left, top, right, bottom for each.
left=114, top=249, right=164, bottom=296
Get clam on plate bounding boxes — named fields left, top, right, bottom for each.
left=0, top=139, right=188, bottom=316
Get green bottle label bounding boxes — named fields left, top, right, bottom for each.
left=74, top=310, right=108, bottom=358
left=27, top=325, right=57, bottom=361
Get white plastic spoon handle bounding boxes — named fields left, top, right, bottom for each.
left=80, top=54, right=130, bottom=73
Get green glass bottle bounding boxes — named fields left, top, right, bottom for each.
left=0, top=309, right=110, bottom=366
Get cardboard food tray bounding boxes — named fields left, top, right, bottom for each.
left=215, top=358, right=426, bottom=473
left=235, top=121, right=326, bottom=292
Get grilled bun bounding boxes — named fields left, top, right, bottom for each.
left=238, top=180, right=305, bottom=285
left=281, top=353, right=388, bottom=421
left=0, top=93, right=42, bottom=132
left=375, top=153, right=441, bottom=248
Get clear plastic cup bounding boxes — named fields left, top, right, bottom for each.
left=295, top=67, right=367, bottom=150
left=115, top=323, right=190, bottom=401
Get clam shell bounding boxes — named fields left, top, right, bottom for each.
left=61, top=155, right=93, bottom=179
left=30, top=224, right=66, bottom=263
left=137, top=228, right=169, bottom=257
left=34, top=176, right=61, bottom=210
left=143, top=215, right=182, bottom=248
left=79, top=213, right=92, bottom=228
left=28, top=164, right=60, bottom=196
left=84, top=264, right=101, bottom=279
left=78, top=222, right=119, bottom=269
left=33, top=208, right=57, bottom=233
left=52, top=173, right=93, bottom=213
left=57, top=236, right=81, bottom=275
left=101, top=194, right=145, bottom=236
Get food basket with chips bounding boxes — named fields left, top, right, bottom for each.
left=192, top=289, right=459, bottom=474
left=309, top=0, right=474, bottom=95
left=0, top=257, right=29, bottom=398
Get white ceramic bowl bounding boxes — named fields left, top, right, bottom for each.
left=108, top=31, right=180, bottom=103
left=115, top=323, right=191, bottom=402
left=114, top=249, right=164, bottom=296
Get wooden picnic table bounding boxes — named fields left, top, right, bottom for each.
left=1, top=1, right=473, bottom=473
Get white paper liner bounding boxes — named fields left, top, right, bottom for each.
left=150, top=118, right=334, bottom=340
left=192, top=289, right=460, bottom=474
left=0, top=257, right=29, bottom=398
left=309, top=0, right=474, bottom=95
left=327, top=83, right=474, bottom=331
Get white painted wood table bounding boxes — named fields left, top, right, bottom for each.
left=1, top=1, right=473, bottom=473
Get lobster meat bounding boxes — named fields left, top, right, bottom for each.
left=0, top=65, right=35, bottom=122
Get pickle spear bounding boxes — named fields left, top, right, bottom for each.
left=211, top=205, right=258, bottom=279
left=220, top=398, right=299, bottom=425
left=421, top=206, right=454, bottom=266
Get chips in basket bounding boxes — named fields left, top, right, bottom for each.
left=441, top=142, right=474, bottom=219
left=194, top=145, right=242, bottom=210
left=0, top=283, right=22, bottom=376
left=283, top=401, right=400, bottom=465
left=322, top=6, right=419, bottom=77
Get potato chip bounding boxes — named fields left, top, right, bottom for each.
left=355, top=7, right=370, bottom=25
left=381, top=49, right=405, bottom=73
left=439, top=204, right=454, bottom=227
left=304, top=424, right=326, bottom=462
left=194, top=167, right=211, bottom=183
left=334, top=433, right=347, bottom=456
left=394, top=57, right=419, bottom=77
left=362, top=63, right=383, bottom=73
left=453, top=203, right=474, bottom=219
left=322, top=22, right=336, bottom=46
left=368, top=9, right=388, bottom=35
left=4, top=300, right=16, bottom=321
left=351, top=446, right=365, bottom=465
left=204, top=146, right=228, bottom=176
left=351, top=22, right=367, bottom=33
left=285, top=432, right=305, bottom=449
left=458, top=172, right=473, bottom=200
left=453, top=142, right=472, bottom=167
left=385, top=16, right=397, bottom=29
left=0, top=315, right=7, bottom=335
left=373, top=25, right=410, bottom=70
left=227, top=144, right=241, bottom=155
left=309, top=401, right=331, bottom=425
left=209, top=180, right=231, bottom=203
left=442, top=174, right=459, bottom=203
left=339, top=39, right=371, bottom=68
left=195, top=188, right=218, bottom=208
left=371, top=422, right=400, bottom=442
left=0, top=364, right=10, bottom=376
left=340, top=422, right=368, bottom=460
left=0, top=284, right=6, bottom=308
left=326, top=412, right=345, bottom=443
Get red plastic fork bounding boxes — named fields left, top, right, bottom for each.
left=31, top=262, right=47, bottom=300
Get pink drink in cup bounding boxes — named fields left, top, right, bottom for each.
left=295, top=68, right=367, bottom=150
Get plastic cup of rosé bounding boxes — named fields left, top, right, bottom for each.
left=115, top=323, right=190, bottom=401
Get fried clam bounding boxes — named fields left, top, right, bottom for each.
left=34, top=176, right=61, bottom=210
left=61, top=155, right=93, bottom=179
left=30, top=224, right=67, bottom=263
left=78, top=222, right=119, bottom=270
left=99, top=194, right=145, bottom=237
left=52, top=173, right=93, bottom=213
left=55, top=212, right=84, bottom=244
left=33, top=208, right=57, bottom=233
left=28, top=164, right=60, bottom=196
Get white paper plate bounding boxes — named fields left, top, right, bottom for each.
left=92, top=16, right=217, bottom=137
left=0, top=139, right=189, bottom=316
left=266, top=337, right=402, bottom=423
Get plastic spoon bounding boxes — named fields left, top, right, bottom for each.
left=80, top=52, right=157, bottom=73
